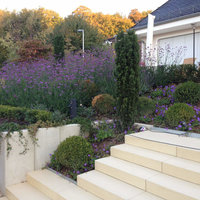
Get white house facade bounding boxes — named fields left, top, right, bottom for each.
left=132, top=0, right=200, bottom=66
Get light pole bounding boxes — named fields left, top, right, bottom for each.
left=77, top=29, right=84, bottom=58
left=191, top=23, right=196, bottom=65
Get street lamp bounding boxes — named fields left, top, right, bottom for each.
left=191, top=23, right=196, bottom=65
left=77, top=29, right=84, bottom=58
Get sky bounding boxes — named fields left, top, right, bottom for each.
left=0, top=0, right=168, bottom=18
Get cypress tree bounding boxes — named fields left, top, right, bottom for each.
left=115, top=30, right=140, bottom=130
left=53, top=35, right=65, bottom=61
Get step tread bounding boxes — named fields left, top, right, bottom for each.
left=27, top=169, right=101, bottom=200
left=95, top=156, right=200, bottom=199
left=78, top=170, right=164, bottom=200
left=130, top=131, right=200, bottom=150
left=112, top=144, right=200, bottom=173
left=6, top=182, right=51, bottom=200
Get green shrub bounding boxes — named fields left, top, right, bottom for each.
left=80, top=80, right=99, bottom=107
left=0, top=122, right=23, bottom=132
left=92, top=94, right=115, bottom=115
left=53, top=35, right=65, bottom=61
left=0, top=105, right=52, bottom=123
left=157, top=97, right=171, bottom=106
left=115, top=30, right=140, bottom=130
left=54, top=136, right=93, bottom=171
left=165, top=103, right=195, bottom=127
left=0, top=40, right=9, bottom=67
left=136, top=97, right=155, bottom=117
left=174, top=81, right=200, bottom=105
left=0, top=105, right=26, bottom=120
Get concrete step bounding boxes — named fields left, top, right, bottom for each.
left=0, top=197, right=8, bottom=200
left=6, top=182, right=51, bottom=200
left=111, top=144, right=200, bottom=184
left=94, top=156, right=200, bottom=200
left=77, top=170, right=164, bottom=200
left=27, top=169, right=101, bottom=200
left=125, top=131, right=200, bottom=162
left=95, top=156, right=160, bottom=190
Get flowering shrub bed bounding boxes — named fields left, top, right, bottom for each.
left=0, top=48, right=116, bottom=114
left=139, top=83, right=200, bottom=133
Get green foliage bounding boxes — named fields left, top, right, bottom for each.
left=157, top=97, right=171, bottom=106
left=92, top=94, right=115, bottom=115
left=174, top=81, right=200, bottom=105
left=53, top=35, right=65, bottom=61
left=53, top=136, right=93, bottom=171
left=18, top=40, right=52, bottom=62
left=71, top=117, right=94, bottom=136
left=165, top=103, right=195, bottom=127
left=0, top=40, right=9, bottom=66
left=153, top=65, right=200, bottom=87
left=52, top=15, right=103, bottom=52
left=77, top=106, right=94, bottom=119
left=137, top=97, right=155, bottom=117
left=80, top=80, right=99, bottom=107
left=96, top=122, right=114, bottom=142
left=115, top=30, right=140, bottom=130
left=0, top=122, right=23, bottom=132
left=150, top=90, right=163, bottom=99
left=139, top=66, right=155, bottom=94
left=0, top=105, right=52, bottom=123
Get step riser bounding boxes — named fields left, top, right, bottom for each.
left=111, top=147, right=200, bottom=185
left=163, top=163, right=200, bottom=185
left=27, top=175, right=63, bottom=200
left=95, top=161, right=146, bottom=190
left=77, top=176, right=123, bottom=200
left=111, top=147, right=162, bottom=172
left=177, top=147, right=200, bottom=163
left=125, top=135, right=177, bottom=156
left=146, top=181, right=197, bottom=200
left=125, top=135, right=200, bottom=163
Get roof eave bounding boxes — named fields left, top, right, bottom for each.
left=132, top=12, right=200, bottom=31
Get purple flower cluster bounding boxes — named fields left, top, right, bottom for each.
left=0, top=48, right=116, bottom=112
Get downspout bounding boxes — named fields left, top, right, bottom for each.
left=146, top=14, right=156, bottom=66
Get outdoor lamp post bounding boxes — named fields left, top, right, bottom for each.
left=191, top=23, right=196, bottom=65
left=77, top=29, right=84, bottom=58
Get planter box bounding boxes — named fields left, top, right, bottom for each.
left=0, top=124, right=80, bottom=195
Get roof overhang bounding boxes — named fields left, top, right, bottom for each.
left=134, top=14, right=200, bottom=38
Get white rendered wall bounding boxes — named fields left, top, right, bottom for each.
left=0, top=124, right=80, bottom=195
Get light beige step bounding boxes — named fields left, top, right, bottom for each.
left=77, top=170, right=164, bottom=200
left=94, top=156, right=200, bottom=200
left=146, top=173, right=200, bottom=200
left=0, top=197, right=8, bottom=200
left=126, top=131, right=200, bottom=162
left=95, top=156, right=160, bottom=190
left=27, top=169, right=101, bottom=200
left=6, top=182, right=51, bottom=200
left=111, top=144, right=200, bottom=184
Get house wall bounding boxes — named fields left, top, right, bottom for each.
left=138, top=26, right=200, bottom=66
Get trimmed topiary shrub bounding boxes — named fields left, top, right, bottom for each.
left=174, top=81, right=200, bottom=105
left=54, top=136, right=93, bottom=171
left=115, top=30, right=140, bottom=130
left=92, top=94, right=115, bottom=115
left=136, top=97, right=156, bottom=117
left=165, top=103, right=195, bottom=127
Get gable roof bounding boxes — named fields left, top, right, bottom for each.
left=134, top=0, right=200, bottom=30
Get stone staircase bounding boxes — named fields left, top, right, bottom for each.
left=1, top=131, right=200, bottom=200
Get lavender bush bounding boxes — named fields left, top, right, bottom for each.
left=0, top=48, right=116, bottom=114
